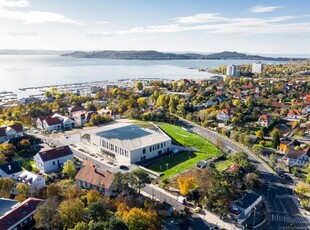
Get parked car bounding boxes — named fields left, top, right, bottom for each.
left=177, top=196, right=186, bottom=204
left=282, top=174, right=293, bottom=182
left=197, top=160, right=207, bottom=168
left=119, top=165, right=129, bottom=170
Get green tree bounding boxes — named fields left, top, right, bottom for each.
left=135, top=81, right=143, bottom=90
left=62, top=160, right=76, bottom=179
left=34, top=198, right=58, bottom=230
left=271, top=128, right=282, bottom=149
left=105, top=217, right=128, bottom=230
left=0, top=178, right=14, bottom=198
left=59, top=198, right=84, bottom=229
left=130, top=170, right=152, bottom=194
left=87, top=201, right=110, bottom=222
left=270, top=153, right=278, bottom=168
left=113, top=172, right=133, bottom=195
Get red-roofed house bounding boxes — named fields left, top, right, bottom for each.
left=68, top=105, right=86, bottom=116
left=258, top=114, right=272, bottom=127
left=0, top=124, right=24, bottom=143
left=285, top=147, right=310, bottom=167
left=287, top=109, right=302, bottom=120
left=304, top=94, right=310, bottom=104
left=216, top=109, right=233, bottom=122
left=34, top=146, right=74, bottom=173
left=0, top=197, right=44, bottom=230
left=75, top=163, right=115, bottom=196
left=36, top=115, right=62, bottom=132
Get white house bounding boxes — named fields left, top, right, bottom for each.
left=75, top=162, right=115, bottom=196
left=216, top=109, right=232, bottom=122
left=97, top=108, right=120, bottom=120
left=34, top=146, right=74, bottom=173
left=17, top=171, right=46, bottom=191
left=72, top=111, right=96, bottom=127
left=36, top=116, right=62, bottom=132
left=258, top=114, right=272, bottom=127
left=86, top=122, right=171, bottom=164
left=287, top=109, right=302, bottom=120
left=0, top=124, right=24, bottom=143
left=230, top=190, right=262, bottom=223
left=0, top=161, right=23, bottom=179
left=285, top=147, right=310, bottom=167
left=52, top=113, right=75, bottom=130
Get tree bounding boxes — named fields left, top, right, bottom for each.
left=177, top=175, right=197, bottom=196
left=0, top=178, right=14, bottom=198
left=271, top=128, right=282, bottom=149
left=87, top=189, right=101, bottom=205
left=244, top=173, right=262, bottom=190
left=59, top=198, right=84, bottom=229
left=106, top=217, right=128, bottom=230
left=113, top=172, right=132, bottom=195
left=46, top=184, right=62, bottom=198
left=87, top=201, right=110, bottom=222
left=34, top=198, right=58, bottom=230
left=19, top=139, right=31, bottom=149
left=135, top=81, right=143, bottom=90
left=129, top=170, right=152, bottom=194
left=295, top=182, right=310, bottom=198
left=0, top=143, right=16, bottom=158
left=137, top=97, right=147, bottom=108
left=255, top=130, right=264, bottom=139
left=270, top=153, right=278, bottom=168
left=16, top=183, right=30, bottom=196
left=62, top=160, right=76, bottom=179
left=117, top=204, right=159, bottom=230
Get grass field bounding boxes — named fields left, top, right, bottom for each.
left=146, top=123, right=221, bottom=178
left=215, top=160, right=234, bottom=171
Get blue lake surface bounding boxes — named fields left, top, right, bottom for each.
left=0, top=55, right=283, bottom=91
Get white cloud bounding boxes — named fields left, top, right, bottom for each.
left=96, top=21, right=109, bottom=24
left=173, top=13, right=226, bottom=24
left=92, top=13, right=310, bottom=36
left=0, top=0, right=29, bottom=8
left=249, top=5, right=282, bottom=13
left=0, top=9, right=83, bottom=24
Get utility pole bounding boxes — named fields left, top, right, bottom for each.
left=252, top=206, right=257, bottom=229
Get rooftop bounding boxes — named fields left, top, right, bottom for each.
left=0, top=161, right=23, bottom=175
left=0, top=198, right=19, bottom=216
left=75, top=163, right=115, bottom=189
left=88, top=122, right=171, bottom=151
left=233, top=190, right=261, bottom=209
left=38, top=145, right=73, bottom=162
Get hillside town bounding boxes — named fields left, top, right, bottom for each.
left=0, top=61, right=310, bottom=230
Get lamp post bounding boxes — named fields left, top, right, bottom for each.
left=252, top=206, right=257, bottom=229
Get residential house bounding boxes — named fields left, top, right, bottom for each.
left=52, top=113, right=75, bottom=130
left=285, top=147, right=310, bottom=167
left=287, top=109, right=302, bottom=120
left=0, top=161, right=23, bottom=179
left=0, top=197, right=44, bottom=230
left=271, top=101, right=286, bottom=108
left=34, top=146, right=74, bottom=173
left=97, top=108, right=120, bottom=120
left=258, top=114, right=272, bottom=127
left=17, top=171, right=46, bottom=191
left=230, top=190, right=262, bottom=223
left=68, top=105, right=86, bottom=117
left=278, top=138, right=300, bottom=153
left=216, top=109, right=233, bottom=122
left=75, top=162, right=115, bottom=196
left=72, top=111, right=96, bottom=127
left=36, top=116, right=62, bottom=132
left=0, top=124, right=24, bottom=143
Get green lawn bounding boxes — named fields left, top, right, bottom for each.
left=215, top=160, right=234, bottom=171
left=146, top=123, right=221, bottom=178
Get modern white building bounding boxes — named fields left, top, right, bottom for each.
left=252, top=62, right=264, bottom=73
left=17, top=171, right=46, bottom=191
left=34, top=146, right=74, bottom=173
left=86, top=122, right=171, bottom=163
left=226, top=65, right=238, bottom=77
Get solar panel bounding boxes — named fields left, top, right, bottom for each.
left=96, top=125, right=152, bottom=140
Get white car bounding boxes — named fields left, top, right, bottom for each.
left=177, top=196, right=186, bottom=204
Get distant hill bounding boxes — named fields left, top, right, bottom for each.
left=61, top=50, right=307, bottom=61
left=0, top=49, right=68, bottom=55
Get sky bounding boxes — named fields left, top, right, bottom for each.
left=0, top=0, right=309, bottom=55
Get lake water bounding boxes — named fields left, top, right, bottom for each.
left=0, top=55, right=282, bottom=92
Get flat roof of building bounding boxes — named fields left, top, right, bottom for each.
left=88, top=122, right=171, bottom=151
left=0, top=198, right=19, bottom=216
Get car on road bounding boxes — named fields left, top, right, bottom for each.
left=196, top=160, right=207, bottom=168
left=282, top=174, right=293, bottom=182
left=119, top=165, right=129, bottom=170
left=177, top=196, right=186, bottom=204
left=194, top=207, right=201, bottom=213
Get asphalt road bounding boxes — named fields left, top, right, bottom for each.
left=176, top=118, right=310, bottom=230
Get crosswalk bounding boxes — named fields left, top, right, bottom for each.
left=271, top=214, right=310, bottom=225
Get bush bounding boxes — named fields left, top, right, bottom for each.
left=301, top=198, right=309, bottom=210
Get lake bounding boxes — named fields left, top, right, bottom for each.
left=0, top=55, right=282, bottom=92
